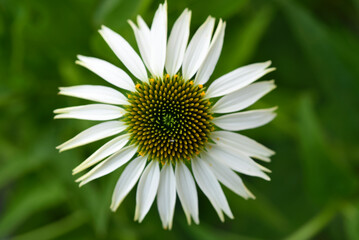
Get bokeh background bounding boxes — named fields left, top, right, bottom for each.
left=1, top=0, right=359, bottom=239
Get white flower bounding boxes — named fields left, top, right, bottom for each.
left=55, top=1, right=276, bottom=230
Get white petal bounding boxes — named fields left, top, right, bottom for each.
left=128, top=17, right=154, bottom=76
left=134, top=160, right=160, bottom=222
left=99, top=25, right=148, bottom=81
left=192, top=157, right=233, bottom=221
left=72, top=133, right=131, bottom=174
left=256, top=162, right=272, bottom=173
left=211, top=131, right=274, bottom=162
left=175, top=161, right=199, bottom=225
left=182, top=17, right=215, bottom=80
left=195, top=20, right=226, bottom=85
left=165, top=9, right=191, bottom=76
left=150, top=1, right=167, bottom=77
left=54, top=104, right=125, bottom=121
left=110, top=156, right=147, bottom=211
left=206, top=61, right=275, bottom=98
left=77, top=145, right=137, bottom=186
left=202, top=151, right=254, bottom=199
left=212, top=81, right=276, bottom=113
left=59, top=85, right=128, bottom=105
left=76, top=55, right=135, bottom=91
left=212, top=107, right=277, bottom=131
left=56, top=121, right=126, bottom=152
left=157, top=163, right=176, bottom=230
left=207, top=143, right=270, bottom=180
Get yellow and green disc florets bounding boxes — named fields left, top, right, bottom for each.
left=124, top=74, right=213, bottom=164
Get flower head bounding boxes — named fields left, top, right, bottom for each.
left=55, top=1, right=276, bottom=229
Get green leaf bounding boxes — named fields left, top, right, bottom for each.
left=278, top=0, right=359, bottom=96
left=0, top=130, right=58, bottom=189
left=285, top=202, right=339, bottom=240
left=92, top=173, right=118, bottom=238
left=343, top=202, right=359, bottom=240
left=94, top=0, right=154, bottom=27
left=221, top=5, right=274, bottom=72
left=183, top=222, right=261, bottom=240
left=297, top=94, right=356, bottom=204
left=12, top=211, right=88, bottom=240
left=178, top=0, right=248, bottom=25
left=0, top=180, right=66, bottom=237
left=278, top=0, right=359, bottom=144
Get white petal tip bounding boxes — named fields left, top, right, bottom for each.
left=262, top=168, right=272, bottom=173
left=72, top=162, right=92, bottom=175
left=270, top=81, right=277, bottom=88
left=134, top=208, right=139, bottom=221
left=264, top=60, right=272, bottom=66
left=257, top=156, right=272, bottom=162
left=268, top=106, right=278, bottom=112
left=72, top=166, right=85, bottom=175
left=56, top=144, right=71, bottom=152
left=248, top=194, right=256, bottom=200
left=76, top=55, right=87, bottom=61
left=127, top=19, right=136, bottom=28
left=263, top=175, right=271, bottom=181
left=186, top=9, right=192, bottom=16
left=185, top=215, right=192, bottom=225
left=75, top=176, right=85, bottom=183
left=75, top=60, right=83, bottom=66
left=267, top=67, right=276, bottom=73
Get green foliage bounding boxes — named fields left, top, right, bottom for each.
left=1, top=0, right=358, bottom=239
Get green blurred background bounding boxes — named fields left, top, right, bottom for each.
left=1, top=0, right=359, bottom=239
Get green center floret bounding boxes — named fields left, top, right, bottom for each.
left=162, top=113, right=177, bottom=128
left=124, top=74, right=213, bottom=164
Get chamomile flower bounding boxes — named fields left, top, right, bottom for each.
left=55, top=1, right=276, bottom=229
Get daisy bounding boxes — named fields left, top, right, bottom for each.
left=55, top=1, right=276, bottom=229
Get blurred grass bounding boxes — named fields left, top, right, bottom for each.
left=1, top=0, right=359, bottom=239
